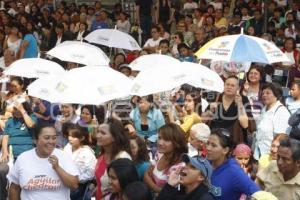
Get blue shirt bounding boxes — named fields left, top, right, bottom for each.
left=130, top=107, right=165, bottom=138
left=135, top=161, right=150, bottom=181
left=23, top=34, right=38, bottom=58
left=33, top=100, right=60, bottom=124
left=4, top=114, right=37, bottom=158
left=91, top=20, right=109, bottom=31
left=211, top=158, right=260, bottom=200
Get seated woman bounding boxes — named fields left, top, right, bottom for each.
left=63, top=124, right=97, bottom=200
left=7, top=123, right=79, bottom=199
left=130, top=95, right=165, bottom=139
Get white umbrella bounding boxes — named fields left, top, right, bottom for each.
left=130, top=64, right=188, bottom=96
left=182, top=62, right=224, bottom=93
left=85, top=28, right=141, bottom=51
left=47, top=41, right=110, bottom=66
left=130, top=62, right=224, bottom=96
left=28, top=66, right=133, bottom=105
left=195, top=33, right=290, bottom=64
left=129, top=54, right=180, bottom=71
left=4, top=58, right=65, bottom=78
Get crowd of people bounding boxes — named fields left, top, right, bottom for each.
left=0, top=0, right=300, bottom=200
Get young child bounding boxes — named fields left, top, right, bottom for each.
left=285, top=81, right=300, bottom=114
left=177, top=43, right=195, bottom=62
left=158, top=39, right=171, bottom=56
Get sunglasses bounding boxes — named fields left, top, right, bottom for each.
left=212, top=128, right=231, bottom=138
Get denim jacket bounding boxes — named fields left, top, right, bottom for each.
left=130, top=107, right=165, bottom=138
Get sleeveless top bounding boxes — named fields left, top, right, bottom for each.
left=7, top=37, right=21, bottom=55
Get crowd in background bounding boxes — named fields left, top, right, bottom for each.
left=0, top=0, right=300, bottom=200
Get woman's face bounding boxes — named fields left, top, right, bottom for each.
left=35, top=127, right=57, bottom=158
left=68, top=134, right=83, bottom=149
left=157, top=133, right=174, bottom=154
left=235, top=154, right=250, bottom=169
left=12, top=106, right=22, bottom=118
left=270, top=140, right=280, bottom=160
left=11, top=27, right=19, bottom=35
left=96, top=124, right=114, bottom=147
left=262, top=88, right=277, bottom=106
left=114, top=55, right=125, bottom=66
left=10, top=80, right=23, bottom=94
left=61, top=104, right=74, bottom=118
left=138, top=98, right=151, bottom=113
left=284, top=40, right=294, bottom=51
left=248, top=68, right=261, bottom=84
left=184, top=94, right=195, bottom=112
left=20, top=16, right=27, bottom=25
left=27, top=22, right=34, bottom=32
left=108, top=168, right=121, bottom=193
left=290, top=84, right=300, bottom=99
left=206, top=135, right=228, bottom=162
left=130, top=139, right=139, bottom=159
left=80, top=108, right=92, bottom=124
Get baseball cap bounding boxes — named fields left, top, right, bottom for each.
left=190, top=123, right=211, bottom=142
left=182, top=154, right=212, bottom=180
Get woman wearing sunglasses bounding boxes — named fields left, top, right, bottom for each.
left=206, top=129, right=260, bottom=200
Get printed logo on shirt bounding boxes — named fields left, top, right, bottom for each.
left=23, top=175, right=62, bottom=190
left=210, top=185, right=222, bottom=197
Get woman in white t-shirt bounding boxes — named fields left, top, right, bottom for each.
left=63, top=124, right=97, bottom=200
left=7, top=124, right=79, bottom=200
left=254, top=83, right=290, bottom=160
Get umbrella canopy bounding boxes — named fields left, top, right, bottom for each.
left=4, top=58, right=65, bottom=78
left=130, top=62, right=224, bottom=96
left=195, top=33, right=290, bottom=64
left=28, top=66, right=133, bottom=105
left=129, top=54, right=180, bottom=71
left=47, top=41, right=110, bottom=66
left=182, top=62, right=224, bottom=93
left=85, top=29, right=141, bottom=51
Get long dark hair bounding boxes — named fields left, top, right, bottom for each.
left=158, top=123, right=188, bottom=167
left=130, top=136, right=150, bottom=164
left=210, top=128, right=236, bottom=158
left=122, top=181, right=152, bottom=200
left=99, top=118, right=131, bottom=160
left=107, top=158, right=139, bottom=199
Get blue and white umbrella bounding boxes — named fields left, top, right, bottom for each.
left=195, top=32, right=290, bottom=64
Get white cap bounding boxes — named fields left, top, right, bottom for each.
left=190, top=123, right=211, bottom=142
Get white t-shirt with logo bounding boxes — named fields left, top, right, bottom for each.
left=7, top=148, right=79, bottom=200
